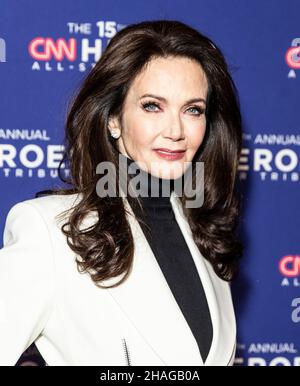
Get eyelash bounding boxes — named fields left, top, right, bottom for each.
left=141, top=101, right=205, bottom=116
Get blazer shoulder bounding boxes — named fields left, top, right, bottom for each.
left=4, top=193, right=83, bottom=235
left=18, top=192, right=81, bottom=217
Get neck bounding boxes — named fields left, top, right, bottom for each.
left=118, top=152, right=174, bottom=202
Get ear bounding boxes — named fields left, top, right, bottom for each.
left=108, top=115, right=121, bottom=131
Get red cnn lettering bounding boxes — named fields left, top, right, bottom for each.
left=279, top=255, right=300, bottom=277
left=29, top=37, right=76, bottom=61
left=285, top=46, right=300, bottom=69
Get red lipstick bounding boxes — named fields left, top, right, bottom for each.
left=154, top=148, right=186, bottom=161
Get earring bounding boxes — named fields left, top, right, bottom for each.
left=110, top=129, right=121, bottom=139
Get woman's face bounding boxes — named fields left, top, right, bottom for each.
left=109, top=56, right=208, bottom=180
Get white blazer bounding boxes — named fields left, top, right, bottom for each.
left=0, top=191, right=237, bottom=366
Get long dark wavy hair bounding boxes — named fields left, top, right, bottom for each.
left=37, top=19, right=244, bottom=288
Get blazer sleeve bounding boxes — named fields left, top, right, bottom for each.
left=0, top=201, right=55, bottom=366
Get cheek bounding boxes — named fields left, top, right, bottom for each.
left=123, top=114, right=156, bottom=147
left=123, top=125, right=155, bottom=153
left=187, top=123, right=206, bottom=150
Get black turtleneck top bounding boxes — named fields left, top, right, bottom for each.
left=120, top=153, right=213, bottom=362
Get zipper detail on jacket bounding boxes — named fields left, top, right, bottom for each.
left=122, top=338, right=132, bottom=366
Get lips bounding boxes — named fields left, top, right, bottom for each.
left=153, top=148, right=186, bottom=161
left=154, top=148, right=186, bottom=153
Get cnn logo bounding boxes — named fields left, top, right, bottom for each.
left=279, top=255, right=300, bottom=277
left=285, top=38, right=300, bottom=69
left=28, top=37, right=76, bottom=61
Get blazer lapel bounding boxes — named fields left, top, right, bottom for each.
left=169, top=191, right=220, bottom=365
left=169, top=191, right=236, bottom=365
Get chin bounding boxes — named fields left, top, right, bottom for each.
left=156, top=166, right=185, bottom=180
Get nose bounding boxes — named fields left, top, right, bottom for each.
left=162, top=113, right=185, bottom=141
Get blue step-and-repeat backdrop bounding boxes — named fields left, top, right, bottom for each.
left=0, top=0, right=299, bottom=366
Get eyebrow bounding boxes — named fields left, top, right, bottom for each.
left=140, top=93, right=207, bottom=105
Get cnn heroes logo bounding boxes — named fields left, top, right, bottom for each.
left=279, top=255, right=300, bottom=287
left=0, top=143, right=68, bottom=178
left=0, top=128, right=69, bottom=178
left=235, top=342, right=300, bottom=366
left=239, top=133, right=300, bottom=182
left=28, top=21, right=126, bottom=72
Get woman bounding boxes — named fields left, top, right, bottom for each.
left=0, top=19, right=243, bottom=366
